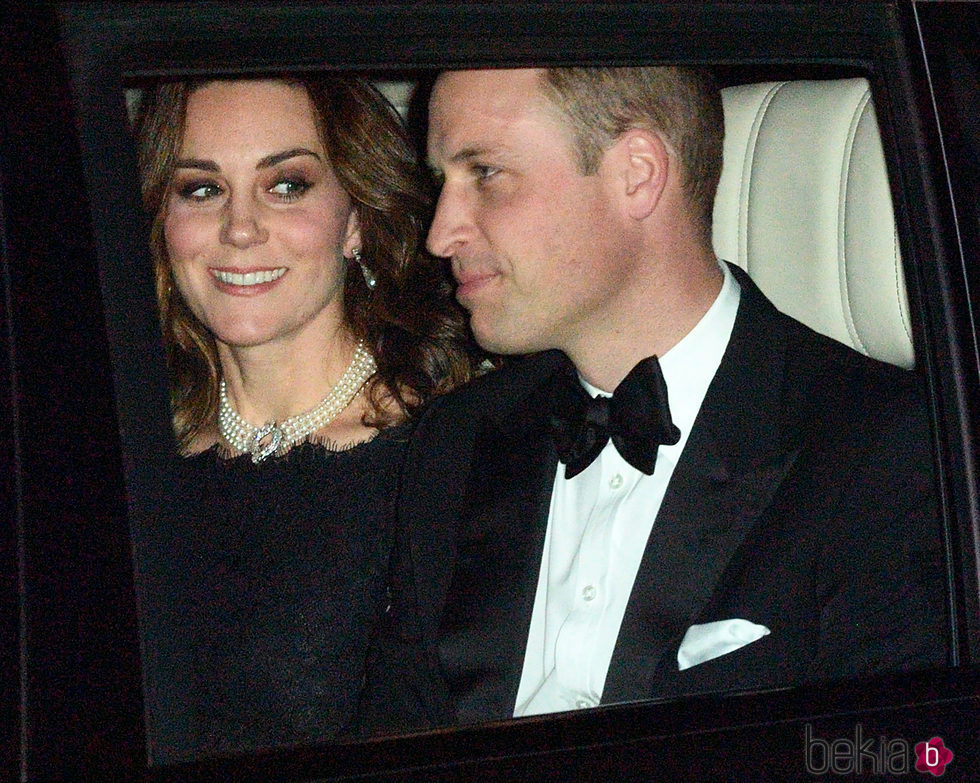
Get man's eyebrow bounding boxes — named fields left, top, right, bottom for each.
left=449, top=146, right=494, bottom=165
left=426, top=146, right=500, bottom=174
left=173, top=148, right=321, bottom=172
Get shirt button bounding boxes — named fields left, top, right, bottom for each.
left=582, top=585, right=597, bottom=601
left=609, top=473, right=624, bottom=489
left=575, top=697, right=595, bottom=709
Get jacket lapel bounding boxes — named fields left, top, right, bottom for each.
left=436, top=351, right=564, bottom=720
left=602, top=266, right=801, bottom=703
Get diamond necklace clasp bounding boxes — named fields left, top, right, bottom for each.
left=249, top=422, right=284, bottom=464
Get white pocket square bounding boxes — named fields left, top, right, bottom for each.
left=676, top=619, right=771, bottom=671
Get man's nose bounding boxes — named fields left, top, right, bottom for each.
left=426, top=184, right=471, bottom=259
left=220, top=195, right=269, bottom=248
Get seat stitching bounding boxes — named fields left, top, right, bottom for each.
left=893, top=228, right=913, bottom=343
left=740, top=82, right=785, bottom=275
left=838, top=90, right=871, bottom=355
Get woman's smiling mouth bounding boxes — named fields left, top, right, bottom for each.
left=211, top=267, right=287, bottom=287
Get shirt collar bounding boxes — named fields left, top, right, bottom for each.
left=581, top=262, right=741, bottom=459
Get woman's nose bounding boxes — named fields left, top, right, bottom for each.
left=219, top=197, right=269, bottom=248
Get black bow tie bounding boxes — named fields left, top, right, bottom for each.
left=548, top=354, right=680, bottom=479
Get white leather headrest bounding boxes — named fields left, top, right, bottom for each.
left=713, top=79, right=913, bottom=368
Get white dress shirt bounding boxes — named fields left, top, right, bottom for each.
left=513, top=264, right=741, bottom=717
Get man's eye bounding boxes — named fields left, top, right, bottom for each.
left=428, top=167, right=446, bottom=188
left=474, top=164, right=500, bottom=182
left=269, top=178, right=311, bottom=200
left=178, top=181, right=221, bottom=200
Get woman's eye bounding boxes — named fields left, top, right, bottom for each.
left=269, top=178, right=311, bottom=200
left=178, top=181, right=221, bottom=200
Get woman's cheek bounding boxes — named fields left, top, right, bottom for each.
left=164, top=210, right=197, bottom=263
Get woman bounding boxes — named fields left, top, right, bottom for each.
left=134, top=76, right=477, bottom=759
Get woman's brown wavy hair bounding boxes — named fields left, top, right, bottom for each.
left=134, top=75, right=481, bottom=450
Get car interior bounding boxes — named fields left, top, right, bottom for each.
left=713, top=77, right=913, bottom=368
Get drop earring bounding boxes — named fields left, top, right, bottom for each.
left=352, top=248, right=377, bottom=290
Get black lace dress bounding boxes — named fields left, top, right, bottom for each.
left=140, top=426, right=409, bottom=762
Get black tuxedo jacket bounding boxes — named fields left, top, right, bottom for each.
left=360, top=265, right=948, bottom=732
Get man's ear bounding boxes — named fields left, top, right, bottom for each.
left=617, top=128, right=670, bottom=220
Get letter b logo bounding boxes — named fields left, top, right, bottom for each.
left=804, top=724, right=830, bottom=774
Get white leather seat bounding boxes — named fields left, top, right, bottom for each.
left=713, top=79, right=914, bottom=368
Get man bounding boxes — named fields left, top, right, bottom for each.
left=361, top=67, right=947, bottom=730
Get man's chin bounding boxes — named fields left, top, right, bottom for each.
left=470, top=321, right=539, bottom=357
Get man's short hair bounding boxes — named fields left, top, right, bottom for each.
left=540, top=67, right=724, bottom=242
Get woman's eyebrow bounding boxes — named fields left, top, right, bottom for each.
left=174, top=158, right=219, bottom=172
left=257, top=147, right=321, bottom=169
left=173, top=148, right=321, bottom=172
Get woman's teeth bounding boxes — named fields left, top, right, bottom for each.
left=213, top=267, right=287, bottom=286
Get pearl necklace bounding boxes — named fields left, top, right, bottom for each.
left=218, top=340, right=377, bottom=463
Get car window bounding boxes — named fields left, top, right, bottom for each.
left=119, top=65, right=952, bottom=765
